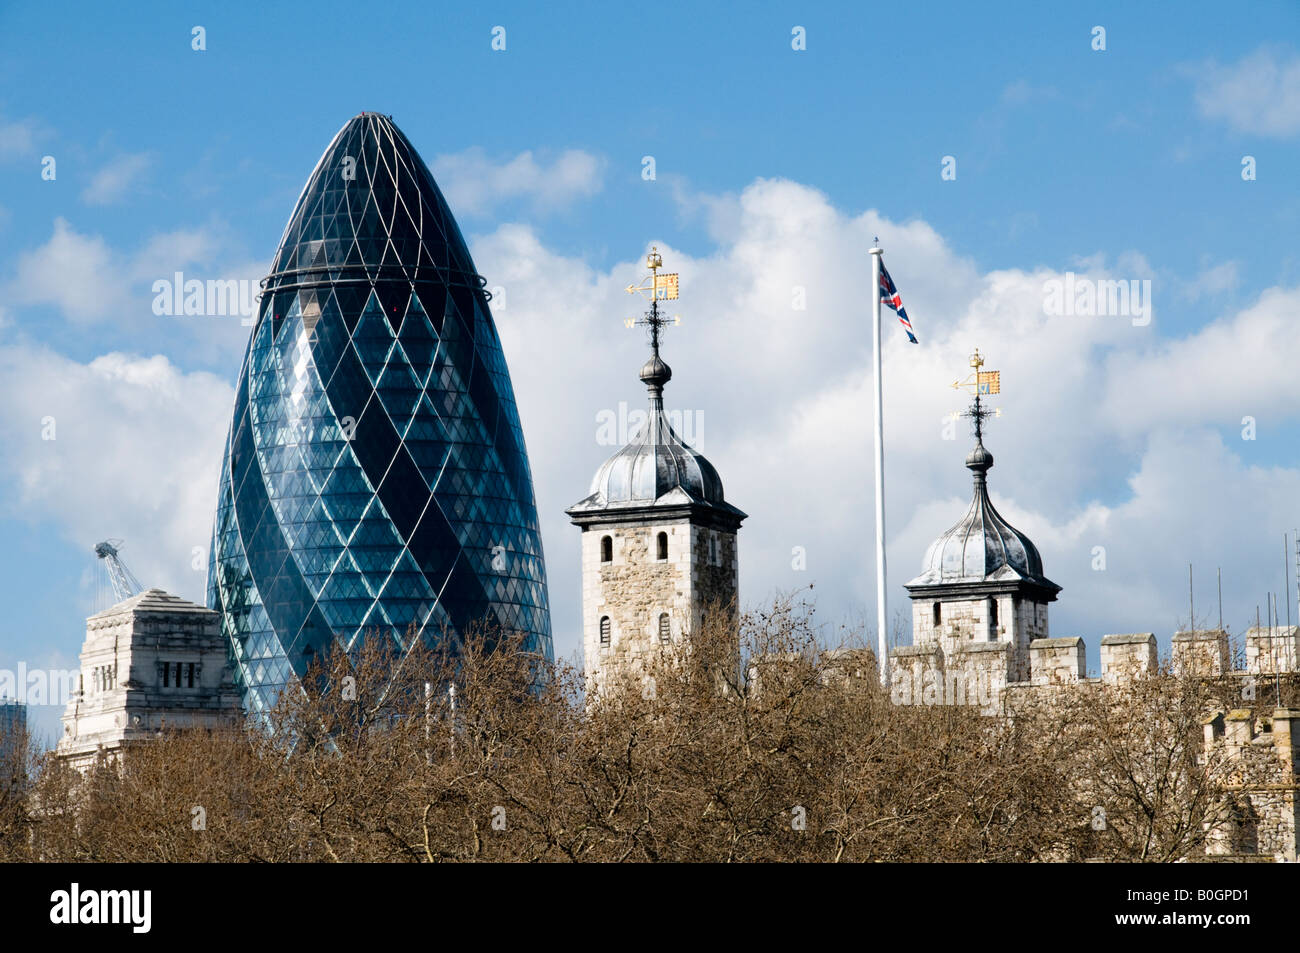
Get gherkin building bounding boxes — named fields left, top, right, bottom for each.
left=207, top=113, right=552, bottom=713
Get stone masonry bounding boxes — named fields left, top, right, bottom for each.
left=57, top=589, right=242, bottom=772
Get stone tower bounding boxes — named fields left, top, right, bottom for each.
left=902, top=351, right=1060, bottom=683
left=57, top=589, right=242, bottom=772
left=567, top=248, right=745, bottom=699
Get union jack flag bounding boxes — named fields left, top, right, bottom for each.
left=878, top=259, right=917, bottom=343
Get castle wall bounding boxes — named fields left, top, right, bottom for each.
left=1101, top=633, right=1157, bottom=684
left=1172, top=630, right=1230, bottom=678
left=1247, top=626, right=1300, bottom=675
left=1029, top=637, right=1085, bottom=686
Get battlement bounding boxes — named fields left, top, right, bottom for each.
left=890, top=622, right=1300, bottom=705
left=1029, top=637, right=1085, bottom=686
left=1246, top=626, right=1300, bottom=675
left=1172, top=629, right=1230, bottom=677
left=1100, top=633, right=1157, bottom=683
left=885, top=629, right=1300, bottom=861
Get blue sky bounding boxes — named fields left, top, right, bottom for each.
left=2, top=0, right=1300, bottom=743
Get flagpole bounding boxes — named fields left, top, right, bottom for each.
left=870, top=242, right=889, bottom=689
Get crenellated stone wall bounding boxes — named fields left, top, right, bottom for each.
left=1172, top=629, right=1230, bottom=678
left=1030, top=637, right=1085, bottom=686
left=1247, top=626, right=1300, bottom=675
left=1101, top=633, right=1157, bottom=684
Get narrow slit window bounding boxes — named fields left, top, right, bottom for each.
left=600, top=535, right=612, bottom=563
left=657, top=532, right=668, bottom=561
left=599, top=616, right=611, bottom=645
left=932, top=602, right=942, bottom=626
left=659, top=613, right=670, bottom=643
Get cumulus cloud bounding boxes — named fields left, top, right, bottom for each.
left=0, top=116, right=46, bottom=161
left=4, top=175, right=1296, bottom=673
left=432, top=147, right=605, bottom=216
left=81, top=151, right=152, bottom=205
left=1194, top=47, right=1300, bottom=137
left=472, top=178, right=1300, bottom=664
left=7, top=218, right=257, bottom=357
left=10, top=218, right=127, bottom=321
left=0, top=344, right=232, bottom=607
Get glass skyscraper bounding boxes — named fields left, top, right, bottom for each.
left=208, top=113, right=552, bottom=713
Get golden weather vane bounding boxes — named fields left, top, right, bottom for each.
left=624, top=246, right=681, bottom=345
left=950, top=348, right=1002, bottom=439
left=625, top=246, right=679, bottom=302
left=951, top=347, right=1001, bottom=396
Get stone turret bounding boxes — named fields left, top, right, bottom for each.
left=897, top=351, right=1060, bottom=688
left=568, top=248, right=745, bottom=700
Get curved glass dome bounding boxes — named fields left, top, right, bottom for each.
left=208, top=113, right=552, bottom=712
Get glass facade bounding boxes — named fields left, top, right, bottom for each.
left=208, top=113, right=552, bottom=713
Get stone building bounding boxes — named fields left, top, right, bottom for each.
left=900, top=397, right=1060, bottom=691
left=568, top=253, right=745, bottom=699
left=1203, top=707, right=1300, bottom=860
left=57, top=589, right=241, bottom=771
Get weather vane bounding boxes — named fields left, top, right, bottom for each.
left=950, top=347, right=1002, bottom=441
left=624, top=245, right=680, bottom=354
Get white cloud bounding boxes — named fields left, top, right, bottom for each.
left=11, top=218, right=128, bottom=321
left=471, top=179, right=1300, bottom=664
left=81, top=151, right=152, bottom=205
left=1194, top=47, right=1300, bottom=137
left=0, top=117, right=46, bottom=161
left=1178, top=259, right=1239, bottom=301
left=7, top=219, right=253, bottom=347
left=432, top=147, right=605, bottom=216
left=5, top=175, right=1297, bottom=674
left=0, top=344, right=232, bottom=608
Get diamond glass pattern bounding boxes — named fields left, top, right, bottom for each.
left=207, top=114, right=552, bottom=713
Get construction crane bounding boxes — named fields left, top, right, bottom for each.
left=94, top=540, right=144, bottom=603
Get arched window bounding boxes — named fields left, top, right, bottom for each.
left=659, top=613, right=671, bottom=643
left=932, top=602, right=942, bottom=626
left=599, top=616, right=611, bottom=645
left=600, top=535, right=612, bottom=563
left=656, top=532, right=668, bottom=561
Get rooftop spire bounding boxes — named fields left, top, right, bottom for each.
left=952, top=347, right=1001, bottom=481
left=625, top=245, right=679, bottom=407
left=908, top=348, right=1059, bottom=595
